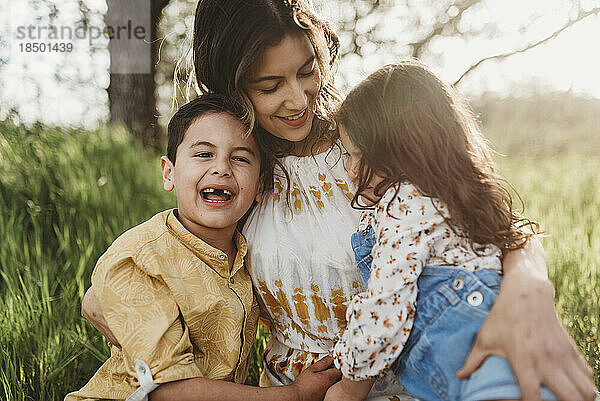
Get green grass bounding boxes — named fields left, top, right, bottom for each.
left=0, top=93, right=599, bottom=399
left=480, top=94, right=600, bottom=377
left=497, top=155, right=600, bottom=376
left=0, top=121, right=175, bottom=399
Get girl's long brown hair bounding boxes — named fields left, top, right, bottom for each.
left=338, top=60, right=538, bottom=251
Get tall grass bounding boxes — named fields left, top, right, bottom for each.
left=497, top=155, right=600, bottom=376
left=479, top=94, right=600, bottom=376
left=0, top=121, right=174, bottom=399
left=0, top=93, right=599, bottom=399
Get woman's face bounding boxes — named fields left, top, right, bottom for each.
left=245, top=32, right=321, bottom=144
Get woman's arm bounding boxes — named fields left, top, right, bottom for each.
left=457, top=237, right=597, bottom=401
left=149, top=356, right=341, bottom=401
left=83, top=288, right=340, bottom=399
left=82, top=286, right=120, bottom=347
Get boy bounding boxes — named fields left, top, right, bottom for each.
left=66, top=94, right=339, bottom=401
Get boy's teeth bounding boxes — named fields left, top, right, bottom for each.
left=202, top=188, right=232, bottom=194
left=201, top=188, right=233, bottom=202
left=281, top=109, right=306, bottom=120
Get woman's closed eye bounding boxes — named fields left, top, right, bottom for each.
left=259, top=82, right=281, bottom=94
left=298, top=65, right=315, bottom=78
left=232, top=156, right=251, bottom=163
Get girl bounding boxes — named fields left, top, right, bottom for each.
left=329, top=60, right=560, bottom=401
left=82, top=1, right=596, bottom=400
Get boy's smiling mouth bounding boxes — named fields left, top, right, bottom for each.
left=200, top=186, right=235, bottom=204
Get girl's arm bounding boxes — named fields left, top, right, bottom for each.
left=149, top=356, right=341, bottom=401
left=457, top=237, right=597, bottom=401
left=333, top=185, right=441, bottom=380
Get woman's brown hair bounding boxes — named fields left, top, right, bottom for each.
left=192, top=0, right=342, bottom=191
left=337, top=60, right=538, bottom=251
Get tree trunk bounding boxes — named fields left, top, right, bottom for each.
left=106, top=0, right=169, bottom=150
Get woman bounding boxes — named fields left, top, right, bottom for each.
left=84, top=0, right=596, bottom=400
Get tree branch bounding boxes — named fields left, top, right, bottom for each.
left=453, top=6, right=600, bottom=86
left=410, top=0, right=481, bottom=58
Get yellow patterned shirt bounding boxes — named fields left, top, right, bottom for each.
left=65, top=209, right=259, bottom=401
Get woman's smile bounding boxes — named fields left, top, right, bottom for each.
left=246, top=33, right=320, bottom=145
left=275, top=108, right=309, bottom=127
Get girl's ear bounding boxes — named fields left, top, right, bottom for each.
left=160, top=156, right=175, bottom=192
left=255, top=173, right=265, bottom=203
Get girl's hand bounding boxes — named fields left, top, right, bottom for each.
left=82, top=286, right=121, bottom=348
left=456, top=238, right=597, bottom=401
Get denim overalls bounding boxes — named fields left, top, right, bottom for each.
left=351, top=226, right=557, bottom=401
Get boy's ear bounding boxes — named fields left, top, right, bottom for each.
left=255, top=173, right=265, bottom=203
left=160, top=156, right=175, bottom=192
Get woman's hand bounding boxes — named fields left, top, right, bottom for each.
left=289, top=356, right=341, bottom=401
left=82, top=286, right=121, bottom=348
left=456, top=238, right=597, bottom=401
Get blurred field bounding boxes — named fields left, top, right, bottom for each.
left=476, top=93, right=600, bottom=378
left=0, top=92, right=599, bottom=400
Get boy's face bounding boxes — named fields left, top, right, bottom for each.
left=161, top=112, right=262, bottom=237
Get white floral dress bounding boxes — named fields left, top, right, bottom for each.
left=243, top=144, right=410, bottom=400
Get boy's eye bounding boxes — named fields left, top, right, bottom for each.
left=233, top=156, right=251, bottom=163
left=194, top=152, right=213, bottom=158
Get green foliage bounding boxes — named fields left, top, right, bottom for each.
left=1, top=92, right=599, bottom=400
left=480, top=94, right=600, bottom=379
left=497, top=155, right=600, bottom=377
left=0, top=121, right=175, bottom=399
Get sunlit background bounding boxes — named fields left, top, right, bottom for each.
left=1, top=2, right=599, bottom=399
left=1, top=0, right=599, bottom=128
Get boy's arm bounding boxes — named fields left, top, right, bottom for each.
left=92, top=257, right=202, bottom=386
left=149, top=356, right=341, bottom=401
left=82, top=286, right=120, bottom=347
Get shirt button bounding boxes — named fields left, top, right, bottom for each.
left=467, top=290, right=483, bottom=306
left=219, top=255, right=226, bottom=260
left=452, top=276, right=464, bottom=291
left=229, top=277, right=234, bottom=284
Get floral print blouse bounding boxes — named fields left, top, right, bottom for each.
left=333, top=183, right=502, bottom=380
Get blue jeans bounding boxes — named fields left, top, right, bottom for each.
left=350, top=226, right=376, bottom=284
left=351, top=229, right=557, bottom=401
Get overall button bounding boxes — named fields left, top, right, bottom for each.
left=229, top=277, right=234, bottom=284
left=467, top=290, right=483, bottom=306
left=452, top=276, right=464, bottom=291
left=219, top=255, right=226, bottom=260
